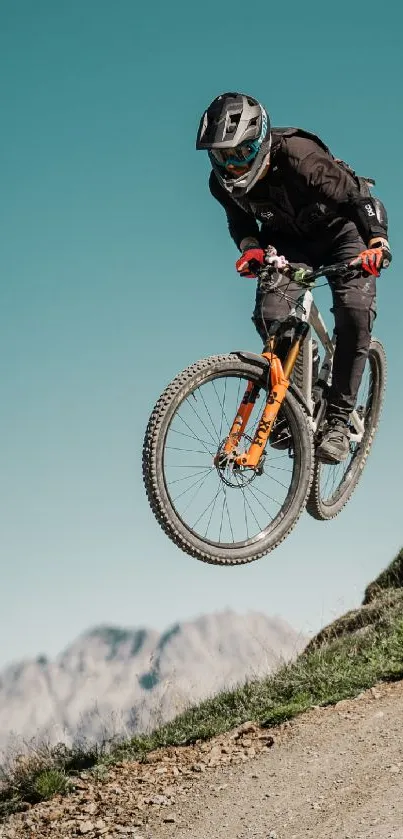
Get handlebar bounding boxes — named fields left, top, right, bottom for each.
left=256, top=259, right=366, bottom=289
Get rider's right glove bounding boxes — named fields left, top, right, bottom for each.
left=235, top=247, right=265, bottom=278
left=353, top=238, right=392, bottom=277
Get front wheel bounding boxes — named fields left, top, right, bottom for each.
left=143, top=354, right=314, bottom=565
left=306, top=339, right=386, bottom=521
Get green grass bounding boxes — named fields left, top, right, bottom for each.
left=0, top=742, right=101, bottom=818
left=32, top=769, right=72, bottom=800
left=1, top=548, right=403, bottom=820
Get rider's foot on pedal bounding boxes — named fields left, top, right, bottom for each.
left=316, top=416, right=350, bottom=464
left=270, top=417, right=291, bottom=450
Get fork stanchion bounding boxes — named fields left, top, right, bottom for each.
left=236, top=322, right=311, bottom=469
left=283, top=323, right=310, bottom=378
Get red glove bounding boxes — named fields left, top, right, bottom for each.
left=236, top=247, right=265, bottom=278
left=356, top=248, right=384, bottom=277
left=353, top=240, right=392, bottom=277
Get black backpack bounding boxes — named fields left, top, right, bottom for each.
left=274, top=126, right=376, bottom=198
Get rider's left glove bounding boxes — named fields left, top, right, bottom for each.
left=354, top=238, right=392, bottom=277
left=236, top=247, right=265, bottom=278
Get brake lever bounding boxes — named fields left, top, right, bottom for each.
left=257, top=267, right=284, bottom=291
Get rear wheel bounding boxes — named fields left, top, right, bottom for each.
left=143, top=354, right=314, bottom=565
left=306, top=339, right=386, bottom=521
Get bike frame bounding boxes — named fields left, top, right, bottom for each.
left=221, top=262, right=365, bottom=470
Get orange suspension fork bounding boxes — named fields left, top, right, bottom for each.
left=234, top=324, right=309, bottom=469
left=235, top=354, right=289, bottom=468
left=220, top=380, right=260, bottom=456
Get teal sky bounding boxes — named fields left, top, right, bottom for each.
left=1, top=0, right=402, bottom=668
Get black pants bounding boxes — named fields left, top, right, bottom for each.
left=252, top=219, right=376, bottom=419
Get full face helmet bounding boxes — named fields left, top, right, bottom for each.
left=196, top=92, right=271, bottom=196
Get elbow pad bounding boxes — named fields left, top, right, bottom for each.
left=352, top=196, right=388, bottom=241
left=373, top=197, right=388, bottom=230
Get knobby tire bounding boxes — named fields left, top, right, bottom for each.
left=306, top=339, right=386, bottom=521
left=143, top=354, right=314, bottom=565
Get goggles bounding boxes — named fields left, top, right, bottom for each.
left=211, top=138, right=261, bottom=168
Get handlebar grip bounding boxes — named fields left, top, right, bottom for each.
left=349, top=255, right=390, bottom=272
left=349, top=257, right=362, bottom=268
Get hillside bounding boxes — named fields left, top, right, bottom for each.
left=1, top=549, right=403, bottom=838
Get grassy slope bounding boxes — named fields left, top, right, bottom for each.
left=2, top=548, right=403, bottom=817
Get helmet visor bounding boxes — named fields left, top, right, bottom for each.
left=210, top=138, right=261, bottom=168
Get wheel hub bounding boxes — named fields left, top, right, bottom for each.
left=214, top=437, right=265, bottom=487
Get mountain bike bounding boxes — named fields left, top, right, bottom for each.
left=143, top=260, right=386, bottom=565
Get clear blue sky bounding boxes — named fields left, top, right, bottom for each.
left=0, top=0, right=402, bottom=668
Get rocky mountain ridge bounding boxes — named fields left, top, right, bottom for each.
left=0, top=610, right=305, bottom=752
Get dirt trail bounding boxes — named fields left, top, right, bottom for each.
left=147, top=680, right=403, bottom=839
left=2, top=681, right=403, bottom=839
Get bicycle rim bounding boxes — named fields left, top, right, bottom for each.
left=143, top=354, right=314, bottom=563
left=164, top=376, right=298, bottom=548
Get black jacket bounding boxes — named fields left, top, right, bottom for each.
left=209, top=128, right=388, bottom=249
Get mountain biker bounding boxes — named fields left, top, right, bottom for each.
left=196, top=92, right=391, bottom=463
